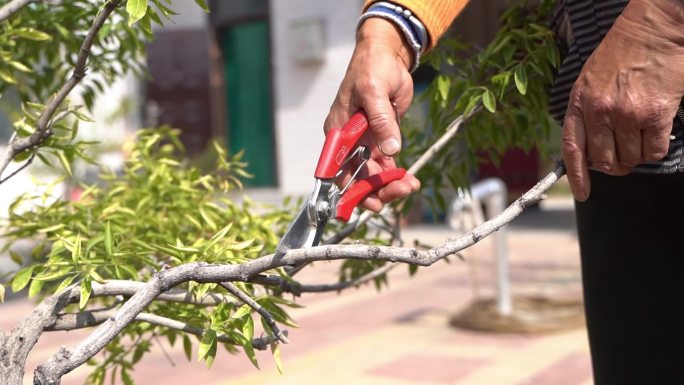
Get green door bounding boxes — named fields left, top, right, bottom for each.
left=221, top=21, right=276, bottom=187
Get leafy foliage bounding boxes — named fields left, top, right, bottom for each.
left=398, top=0, right=560, bottom=215
left=2, top=127, right=296, bottom=383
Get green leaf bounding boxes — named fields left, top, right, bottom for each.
left=271, top=342, right=283, bottom=374
left=482, top=89, right=497, bottom=113
left=121, top=369, right=133, bottom=385
left=126, top=0, right=148, bottom=25
left=104, top=221, right=113, bottom=256
left=57, top=151, right=72, bottom=176
left=205, top=223, right=233, bottom=250
left=55, top=275, right=77, bottom=294
left=242, top=315, right=254, bottom=340
left=79, top=276, right=92, bottom=309
left=464, top=93, right=482, bottom=115
left=12, top=265, right=34, bottom=292
left=226, top=239, right=254, bottom=251
left=183, top=335, right=192, bottom=360
left=514, top=65, right=528, bottom=95
left=194, top=0, right=210, bottom=12
left=13, top=28, right=52, bottom=41
left=198, top=329, right=217, bottom=367
left=8, top=61, right=32, bottom=73
left=72, top=232, right=82, bottom=262
left=0, top=69, right=16, bottom=84
left=233, top=304, right=251, bottom=319
left=9, top=250, right=23, bottom=265
left=238, top=334, right=259, bottom=369
left=28, top=278, right=44, bottom=298
left=437, top=75, right=450, bottom=101
left=89, top=269, right=106, bottom=284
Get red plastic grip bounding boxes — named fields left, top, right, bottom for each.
left=335, top=168, right=406, bottom=222
left=314, top=112, right=369, bottom=179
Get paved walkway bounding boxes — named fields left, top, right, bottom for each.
left=2, top=198, right=591, bottom=385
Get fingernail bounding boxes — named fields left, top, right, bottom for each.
left=380, top=138, right=400, bottom=156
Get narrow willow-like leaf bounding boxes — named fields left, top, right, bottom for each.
left=11, top=265, right=34, bottom=293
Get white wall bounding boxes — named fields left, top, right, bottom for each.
left=270, top=0, right=363, bottom=195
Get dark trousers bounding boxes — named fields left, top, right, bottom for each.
left=575, top=171, right=684, bottom=385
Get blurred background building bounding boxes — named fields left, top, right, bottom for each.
left=140, top=0, right=539, bottom=197
left=0, top=0, right=540, bottom=213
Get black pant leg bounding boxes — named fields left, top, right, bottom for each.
left=575, top=171, right=684, bottom=385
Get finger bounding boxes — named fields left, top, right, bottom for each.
left=324, top=97, right=352, bottom=135
left=358, top=91, right=402, bottom=156
left=612, top=108, right=643, bottom=168
left=562, top=106, right=591, bottom=201
left=584, top=107, right=618, bottom=173
left=359, top=193, right=383, bottom=212
left=376, top=177, right=419, bottom=203
left=641, top=115, right=673, bottom=162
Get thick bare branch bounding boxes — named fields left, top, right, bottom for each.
left=219, top=282, right=289, bottom=344
left=253, top=264, right=397, bottom=295
left=0, top=0, right=122, bottom=183
left=33, top=161, right=565, bottom=385
left=1, top=293, right=72, bottom=385
left=0, top=0, right=34, bottom=22
left=46, top=310, right=281, bottom=351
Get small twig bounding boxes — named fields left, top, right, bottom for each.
left=46, top=309, right=280, bottom=351
left=152, top=334, right=176, bottom=368
left=0, top=0, right=122, bottom=183
left=0, top=153, right=35, bottom=184
left=56, top=279, right=238, bottom=306
left=219, top=282, right=290, bottom=344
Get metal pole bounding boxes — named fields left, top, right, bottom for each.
left=449, top=178, right=511, bottom=315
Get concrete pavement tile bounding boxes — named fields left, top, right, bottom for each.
left=366, top=354, right=489, bottom=384
left=516, top=352, right=592, bottom=385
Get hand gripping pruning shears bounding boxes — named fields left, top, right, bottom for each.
left=275, top=111, right=406, bottom=255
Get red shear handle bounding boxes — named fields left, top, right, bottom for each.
left=335, top=168, right=406, bottom=222
left=314, top=112, right=369, bottom=179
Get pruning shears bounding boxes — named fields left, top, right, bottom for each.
left=275, top=111, right=406, bottom=255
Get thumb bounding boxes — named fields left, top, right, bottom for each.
left=362, top=96, right=402, bottom=156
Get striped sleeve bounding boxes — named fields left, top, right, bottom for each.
left=363, top=0, right=469, bottom=50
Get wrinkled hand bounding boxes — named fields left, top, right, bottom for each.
left=325, top=18, right=420, bottom=212
left=562, top=0, right=684, bottom=201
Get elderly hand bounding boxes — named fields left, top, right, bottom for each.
left=562, top=0, right=684, bottom=201
left=324, top=18, right=420, bottom=212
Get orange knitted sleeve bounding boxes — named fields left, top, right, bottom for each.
left=363, top=0, right=469, bottom=50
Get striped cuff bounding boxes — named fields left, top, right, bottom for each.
left=357, top=2, right=426, bottom=72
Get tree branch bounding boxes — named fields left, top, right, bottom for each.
left=219, top=282, right=289, bottom=344
left=33, top=160, right=565, bottom=385
left=85, top=280, right=237, bottom=306
left=252, top=264, right=397, bottom=295
left=0, top=0, right=34, bottom=22
left=0, top=0, right=122, bottom=183
left=46, top=309, right=281, bottom=351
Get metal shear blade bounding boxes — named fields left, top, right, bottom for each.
left=275, top=204, right=325, bottom=255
